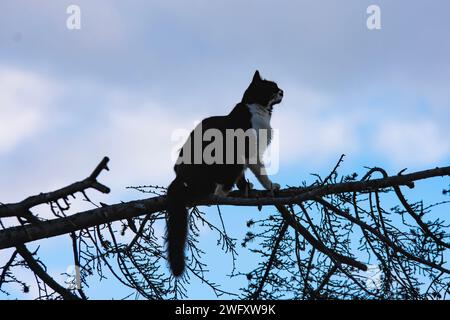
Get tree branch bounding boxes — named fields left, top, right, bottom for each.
left=0, top=165, right=449, bottom=250
left=0, top=157, right=110, bottom=220
left=316, top=197, right=450, bottom=274
left=251, top=221, right=289, bottom=299
left=15, top=244, right=80, bottom=300
left=0, top=250, right=18, bottom=291
left=276, top=204, right=367, bottom=271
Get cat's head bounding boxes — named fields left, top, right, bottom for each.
left=241, top=70, right=283, bottom=108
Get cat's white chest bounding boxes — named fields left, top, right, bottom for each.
left=247, top=103, right=272, bottom=147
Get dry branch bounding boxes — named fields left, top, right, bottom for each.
left=1, top=157, right=450, bottom=300
left=15, top=244, right=80, bottom=300
left=0, top=157, right=110, bottom=220
left=0, top=165, right=449, bottom=250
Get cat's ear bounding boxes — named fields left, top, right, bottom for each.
left=252, top=70, right=261, bottom=83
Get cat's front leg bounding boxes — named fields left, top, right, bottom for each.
left=248, top=162, right=280, bottom=195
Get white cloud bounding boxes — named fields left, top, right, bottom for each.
left=0, top=66, right=61, bottom=154
left=0, top=79, right=198, bottom=204
left=271, top=87, right=359, bottom=165
left=373, top=120, right=450, bottom=167
left=103, top=101, right=189, bottom=186
left=276, top=112, right=359, bottom=165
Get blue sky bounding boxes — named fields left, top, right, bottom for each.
left=0, top=0, right=449, bottom=299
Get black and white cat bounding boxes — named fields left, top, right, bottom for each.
left=166, top=70, right=283, bottom=276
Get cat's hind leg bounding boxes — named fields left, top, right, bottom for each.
left=236, top=172, right=253, bottom=197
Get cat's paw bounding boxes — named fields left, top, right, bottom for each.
left=268, top=183, right=280, bottom=197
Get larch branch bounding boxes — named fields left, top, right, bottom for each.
left=0, top=165, right=449, bottom=250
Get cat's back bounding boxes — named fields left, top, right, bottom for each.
left=202, top=103, right=252, bottom=131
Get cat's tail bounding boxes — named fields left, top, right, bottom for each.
left=166, top=177, right=189, bottom=277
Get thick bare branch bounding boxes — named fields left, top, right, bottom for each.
left=0, top=165, right=449, bottom=249
left=0, top=157, right=110, bottom=220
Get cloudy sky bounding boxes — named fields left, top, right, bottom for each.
left=1, top=0, right=449, bottom=299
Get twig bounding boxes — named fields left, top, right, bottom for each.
left=275, top=204, right=367, bottom=271
left=16, top=244, right=80, bottom=300
left=316, top=197, right=450, bottom=274
left=0, top=250, right=18, bottom=290
left=251, top=221, right=289, bottom=299
left=0, top=157, right=110, bottom=220
left=1, top=165, right=449, bottom=249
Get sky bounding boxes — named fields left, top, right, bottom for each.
left=0, top=0, right=449, bottom=299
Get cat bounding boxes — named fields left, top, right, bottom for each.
left=166, top=70, right=283, bottom=276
